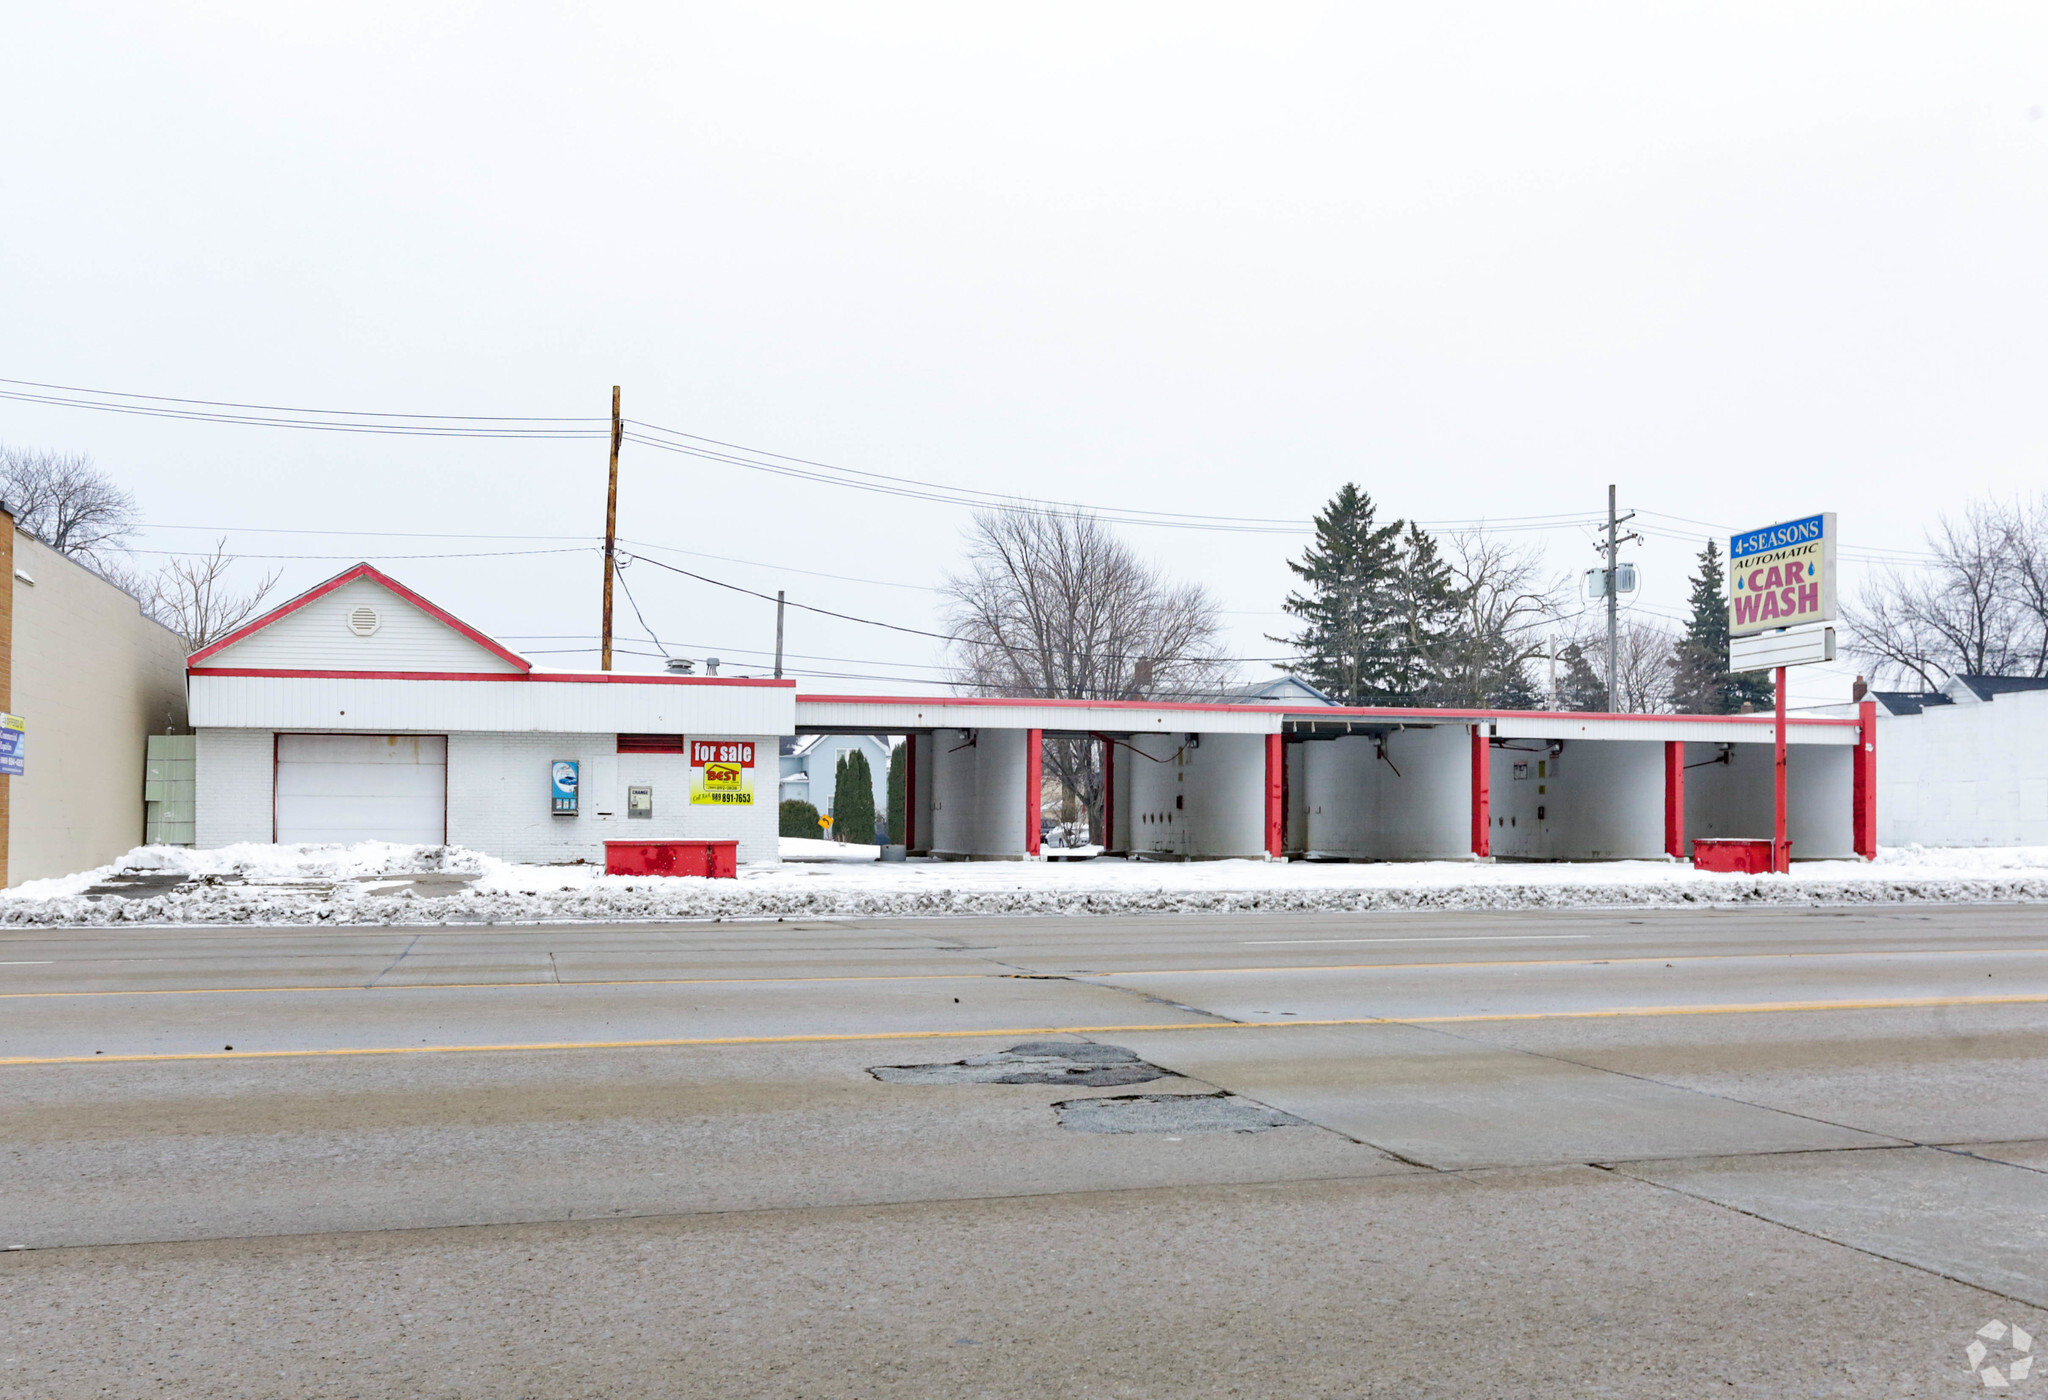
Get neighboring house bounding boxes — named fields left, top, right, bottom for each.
left=1844, top=675, right=2048, bottom=847
left=1209, top=675, right=1338, bottom=706
left=781, top=732, right=892, bottom=829
left=1, top=514, right=190, bottom=885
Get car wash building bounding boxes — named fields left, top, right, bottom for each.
left=187, top=565, right=789, bottom=863
left=186, top=563, right=1875, bottom=868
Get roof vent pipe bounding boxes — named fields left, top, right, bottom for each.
left=664, top=658, right=696, bottom=675
left=704, top=657, right=720, bottom=676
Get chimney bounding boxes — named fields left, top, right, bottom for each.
left=1851, top=675, right=1868, bottom=702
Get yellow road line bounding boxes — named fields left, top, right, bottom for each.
left=1095, top=947, right=2048, bottom=978
left=7, top=946, right=2047, bottom=1001
left=7, top=992, right=2046, bottom=1067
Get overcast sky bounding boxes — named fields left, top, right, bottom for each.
left=6, top=3, right=2046, bottom=706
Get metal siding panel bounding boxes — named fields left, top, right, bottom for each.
left=794, top=700, right=1278, bottom=734
left=190, top=675, right=795, bottom=735
left=1493, top=715, right=1855, bottom=745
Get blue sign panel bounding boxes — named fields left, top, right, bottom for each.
left=551, top=759, right=579, bottom=814
left=0, top=714, right=24, bottom=778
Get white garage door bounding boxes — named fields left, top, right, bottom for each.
left=275, top=734, right=447, bottom=845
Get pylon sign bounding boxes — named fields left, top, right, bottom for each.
left=1729, top=513, right=1836, bottom=637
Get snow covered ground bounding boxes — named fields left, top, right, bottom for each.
left=3, top=840, right=2048, bottom=926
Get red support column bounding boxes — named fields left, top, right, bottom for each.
left=1264, top=733, right=1284, bottom=859
left=903, top=732, right=918, bottom=853
left=1024, top=728, right=1042, bottom=857
left=1664, top=740, right=1686, bottom=860
left=1470, top=724, right=1491, bottom=859
left=1772, top=665, right=1790, bottom=873
left=1098, top=733, right=1116, bottom=855
left=1853, top=698, right=1878, bottom=859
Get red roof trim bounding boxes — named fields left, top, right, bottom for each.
left=185, top=562, right=533, bottom=673
left=791, top=693, right=1859, bottom=727
left=188, top=666, right=795, bottom=687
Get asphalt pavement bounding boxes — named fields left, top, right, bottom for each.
left=4, top=903, right=2048, bottom=1398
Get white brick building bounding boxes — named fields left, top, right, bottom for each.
left=189, top=564, right=789, bottom=864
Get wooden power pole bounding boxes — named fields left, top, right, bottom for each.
left=602, top=385, right=621, bottom=671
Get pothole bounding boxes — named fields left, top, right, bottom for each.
left=1052, top=1092, right=1306, bottom=1135
left=870, top=1041, right=1169, bottom=1087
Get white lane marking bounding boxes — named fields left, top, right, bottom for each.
left=1241, top=935, right=1596, bottom=946
left=0, top=960, right=54, bottom=965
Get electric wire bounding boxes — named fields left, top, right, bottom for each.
left=610, top=558, right=670, bottom=659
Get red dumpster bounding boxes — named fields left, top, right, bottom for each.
left=605, top=839, right=738, bottom=878
left=1691, top=838, right=1784, bottom=874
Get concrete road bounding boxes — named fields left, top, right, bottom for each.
left=4, top=904, right=2048, bottom=1397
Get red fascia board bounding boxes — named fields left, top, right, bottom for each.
left=186, top=562, right=533, bottom=673
left=791, top=693, right=1858, bottom=727
left=188, top=667, right=796, bottom=687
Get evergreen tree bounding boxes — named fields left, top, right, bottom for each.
left=1557, top=641, right=1607, bottom=711
left=830, top=748, right=878, bottom=845
left=778, top=799, right=823, bottom=838
left=886, top=741, right=907, bottom=847
left=1669, top=539, right=1774, bottom=713
left=1385, top=522, right=1464, bottom=703
left=1272, top=484, right=1407, bottom=704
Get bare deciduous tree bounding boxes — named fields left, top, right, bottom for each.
left=1845, top=500, right=2047, bottom=687
left=0, top=445, right=140, bottom=566
left=144, top=539, right=283, bottom=651
left=1557, top=616, right=1676, bottom=713
left=1431, top=530, right=1568, bottom=708
left=941, top=508, right=1231, bottom=841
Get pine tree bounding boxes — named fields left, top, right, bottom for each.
left=1557, top=641, right=1608, bottom=711
left=886, top=741, right=907, bottom=847
left=831, top=748, right=878, bottom=845
left=1669, top=539, right=1774, bottom=713
left=1272, top=484, right=1407, bottom=704
left=1385, top=522, right=1463, bottom=703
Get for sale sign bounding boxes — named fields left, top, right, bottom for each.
left=689, top=739, right=755, bottom=806
left=1730, top=513, right=1836, bottom=637
left=0, top=714, right=25, bottom=777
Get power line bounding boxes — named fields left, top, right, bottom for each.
left=616, top=549, right=1299, bottom=665
left=7, top=372, right=1589, bottom=536
left=124, top=546, right=592, bottom=561
left=0, top=376, right=605, bottom=422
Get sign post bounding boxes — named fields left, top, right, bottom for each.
left=1726, top=514, right=1839, bottom=873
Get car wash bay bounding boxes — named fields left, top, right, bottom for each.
left=837, top=698, right=1874, bottom=864
left=2, top=903, right=2042, bottom=1396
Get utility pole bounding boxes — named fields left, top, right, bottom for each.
left=774, top=590, right=786, bottom=680
left=1605, top=485, right=1619, bottom=710
left=601, top=385, right=621, bottom=672
left=1600, top=484, right=1638, bottom=711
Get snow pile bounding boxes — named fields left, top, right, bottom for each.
left=3, top=840, right=2048, bottom=926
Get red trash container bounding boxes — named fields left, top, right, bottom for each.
left=1691, top=838, right=1783, bottom=874
left=604, top=839, right=738, bottom=878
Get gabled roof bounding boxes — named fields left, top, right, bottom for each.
left=1951, top=675, right=2048, bottom=702
left=186, top=562, right=532, bottom=671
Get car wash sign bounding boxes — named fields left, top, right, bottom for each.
left=689, top=739, right=755, bottom=806
left=1730, top=513, right=1836, bottom=636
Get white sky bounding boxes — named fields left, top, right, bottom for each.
left=5, top=3, right=2046, bottom=706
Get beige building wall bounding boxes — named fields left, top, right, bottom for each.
left=7, top=531, right=190, bottom=884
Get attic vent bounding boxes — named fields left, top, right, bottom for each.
left=346, top=606, right=381, bottom=637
